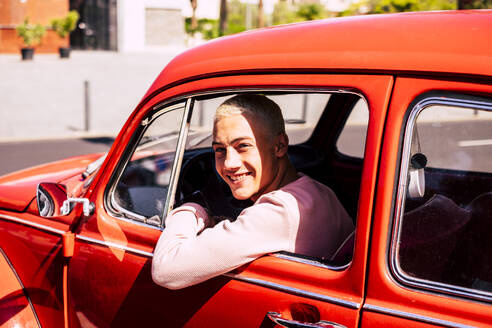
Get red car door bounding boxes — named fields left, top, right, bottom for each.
left=67, top=73, right=393, bottom=327
left=362, top=77, right=492, bottom=327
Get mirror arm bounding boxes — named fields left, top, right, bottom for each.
left=61, top=198, right=95, bottom=216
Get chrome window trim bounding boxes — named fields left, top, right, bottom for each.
left=75, top=234, right=154, bottom=258
left=363, top=303, right=476, bottom=328
left=224, top=272, right=360, bottom=309
left=273, top=252, right=350, bottom=271
left=0, top=247, right=41, bottom=328
left=0, top=213, right=65, bottom=235
left=390, top=95, right=492, bottom=303
left=163, top=98, right=193, bottom=220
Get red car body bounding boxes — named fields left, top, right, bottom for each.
left=1, top=11, right=491, bottom=327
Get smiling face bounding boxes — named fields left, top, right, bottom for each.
left=213, top=113, right=282, bottom=201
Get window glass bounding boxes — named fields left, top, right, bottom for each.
left=396, top=98, right=492, bottom=298
left=413, top=105, right=492, bottom=172
left=336, top=98, right=369, bottom=158
left=112, top=103, right=185, bottom=222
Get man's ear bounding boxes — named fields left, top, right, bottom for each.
left=274, top=134, right=289, bottom=157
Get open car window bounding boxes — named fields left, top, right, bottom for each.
left=177, top=91, right=368, bottom=268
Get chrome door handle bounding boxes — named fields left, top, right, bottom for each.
left=267, top=312, right=347, bottom=328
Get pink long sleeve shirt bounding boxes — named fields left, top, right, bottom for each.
left=152, top=175, right=354, bottom=289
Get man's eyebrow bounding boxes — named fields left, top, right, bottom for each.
left=212, top=137, right=253, bottom=146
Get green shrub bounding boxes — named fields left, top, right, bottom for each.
left=16, top=17, right=46, bottom=47
left=51, top=10, right=80, bottom=38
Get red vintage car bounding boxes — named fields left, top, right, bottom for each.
left=1, top=10, right=491, bottom=328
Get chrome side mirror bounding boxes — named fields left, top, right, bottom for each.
left=37, top=182, right=94, bottom=218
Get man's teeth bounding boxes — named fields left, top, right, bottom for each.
left=229, top=174, right=249, bottom=182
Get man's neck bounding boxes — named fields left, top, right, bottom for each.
left=251, top=158, right=298, bottom=202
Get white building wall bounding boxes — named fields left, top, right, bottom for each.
left=117, top=0, right=184, bottom=53
left=117, top=0, right=145, bottom=52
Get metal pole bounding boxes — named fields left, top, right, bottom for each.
left=301, top=94, right=308, bottom=123
left=198, top=101, right=204, bottom=127
left=84, top=80, right=90, bottom=132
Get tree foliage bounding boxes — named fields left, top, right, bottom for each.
left=51, top=10, right=80, bottom=38
left=340, top=0, right=458, bottom=15
left=272, top=1, right=327, bottom=25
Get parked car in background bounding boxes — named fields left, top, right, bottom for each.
left=1, top=10, right=491, bottom=328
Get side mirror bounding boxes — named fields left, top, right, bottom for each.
left=37, top=182, right=94, bottom=218
left=37, top=183, right=68, bottom=217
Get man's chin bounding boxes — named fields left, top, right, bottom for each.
left=231, top=189, right=252, bottom=201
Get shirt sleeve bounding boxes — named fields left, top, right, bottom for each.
left=151, top=195, right=294, bottom=290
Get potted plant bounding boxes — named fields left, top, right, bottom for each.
left=50, top=10, right=79, bottom=58
left=15, top=17, right=46, bottom=60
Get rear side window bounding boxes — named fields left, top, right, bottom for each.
left=392, top=94, right=492, bottom=301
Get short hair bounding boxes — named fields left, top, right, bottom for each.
left=215, top=94, right=285, bottom=137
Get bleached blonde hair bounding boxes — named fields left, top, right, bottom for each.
left=214, top=94, right=285, bottom=137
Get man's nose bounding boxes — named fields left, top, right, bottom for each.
left=223, top=148, right=241, bottom=170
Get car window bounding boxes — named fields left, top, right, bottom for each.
left=111, top=102, right=187, bottom=224
left=336, top=98, right=369, bottom=158
left=177, top=91, right=365, bottom=268
left=393, top=95, right=492, bottom=301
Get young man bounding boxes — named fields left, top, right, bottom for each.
left=152, top=94, right=354, bottom=290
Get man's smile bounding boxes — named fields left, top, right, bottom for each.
left=227, top=172, right=252, bottom=184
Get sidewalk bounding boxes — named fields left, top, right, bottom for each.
left=0, top=48, right=187, bottom=142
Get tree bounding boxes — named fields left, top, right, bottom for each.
left=258, top=0, right=265, bottom=28
left=296, top=3, right=327, bottom=21
left=190, top=0, right=198, bottom=33
left=219, top=0, right=228, bottom=36
left=272, top=0, right=296, bottom=25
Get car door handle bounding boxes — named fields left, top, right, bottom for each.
left=267, top=312, right=347, bottom=328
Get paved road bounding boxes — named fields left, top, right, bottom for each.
left=1, top=121, right=490, bottom=177
left=0, top=137, right=113, bottom=176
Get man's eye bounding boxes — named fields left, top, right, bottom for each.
left=238, top=143, right=251, bottom=149
left=214, top=147, right=225, bottom=154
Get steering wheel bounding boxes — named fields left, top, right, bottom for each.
left=176, top=150, right=250, bottom=220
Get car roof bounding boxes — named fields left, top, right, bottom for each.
left=145, top=10, right=492, bottom=98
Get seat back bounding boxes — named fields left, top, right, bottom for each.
left=399, top=194, right=471, bottom=282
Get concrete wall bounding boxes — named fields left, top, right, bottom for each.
left=145, top=8, right=185, bottom=47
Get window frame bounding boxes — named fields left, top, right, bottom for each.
left=104, top=87, right=367, bottom=272
left=389, top=92, right=492, bottom=303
